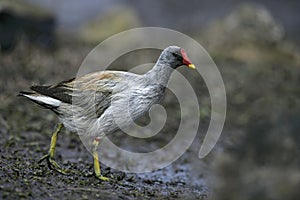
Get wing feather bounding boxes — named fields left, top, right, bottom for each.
left=25, top=71, right=132, bottom=118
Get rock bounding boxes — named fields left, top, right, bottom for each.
left=0, top=0, right=55, bottom=51
left=200, top=4, right=300, bottom=200
left=78, top=7, right=140, bottom=43
left=201, top=3, right=284, bottom=50
left=199, top=3, right=300, bottom=65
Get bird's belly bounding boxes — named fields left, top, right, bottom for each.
left=96, top=88, right=164, bottom=134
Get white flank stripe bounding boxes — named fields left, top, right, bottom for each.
left=23, top=94, right=62, bottom=107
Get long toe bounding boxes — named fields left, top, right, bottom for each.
left=38, top=154, right=50, bottom=163
left=48, top=158, right=69, bottom=175
left=96, top=174, right=110, bottom=181
left=39, top=154, right=68, bottom=175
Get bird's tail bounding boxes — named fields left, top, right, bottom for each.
left=18, top=91, right=62, bottom=108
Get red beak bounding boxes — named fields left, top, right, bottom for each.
left=180, top=48, right=195, bottom=69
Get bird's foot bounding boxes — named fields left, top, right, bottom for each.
left=95, top=174, right=111, bottom=181
left=95, top=172, right=115, bottom=182
left=39, top=154, right=69, bottom=175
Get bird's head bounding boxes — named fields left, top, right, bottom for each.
left=159, top=46, right=196, bottom=69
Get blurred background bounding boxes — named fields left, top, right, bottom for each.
left=0, top=0, right=299, bottom=199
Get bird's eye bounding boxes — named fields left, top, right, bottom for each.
left=172, top=53, right=178, bottom=57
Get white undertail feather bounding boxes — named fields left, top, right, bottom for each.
left=23, top=94, right=62, bottom=107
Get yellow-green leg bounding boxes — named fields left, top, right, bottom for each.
left=39, top=123, right=69, bottom=175
left=93, top=138, right=110, bottom=181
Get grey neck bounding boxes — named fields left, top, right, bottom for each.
left=144, top=62, right=174, bottom=86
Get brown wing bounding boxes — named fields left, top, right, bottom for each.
left=30, top=71, right=124, bottom=117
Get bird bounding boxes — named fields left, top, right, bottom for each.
left=18, top=46, right=196, bottom=181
